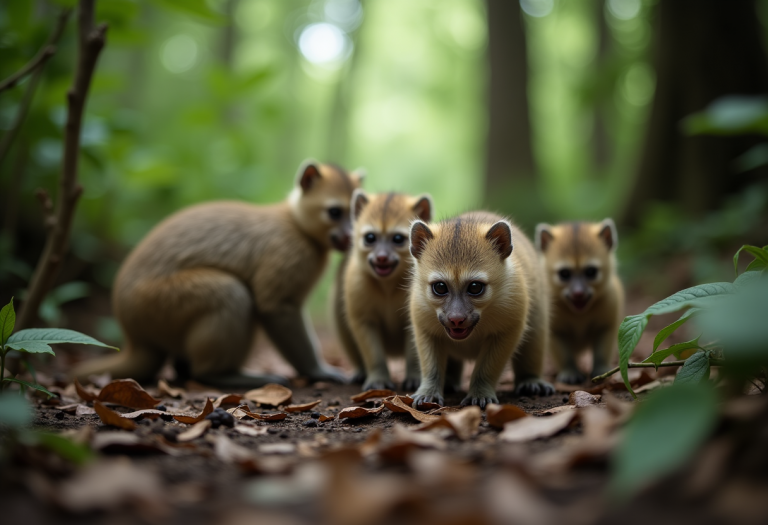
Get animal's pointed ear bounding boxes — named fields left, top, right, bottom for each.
left=296, top=160, right=322, bottom=192
left=486, top=221, right=513, bottom=260
left=351, top=189, right=369, bottom=222
left=598, top=218, right=617, bottom=250
left=412, top=194, right=433, bottom=222
left=410, top=220, right=434, bottom=260
left=351, top=168, right=366, bottom=187
left=535, top=223, right=554, bottom=252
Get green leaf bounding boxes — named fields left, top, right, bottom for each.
left=619, top=282, right=734, bottom=397
left=151, top=0, right=225, bottom=24
left=611, top=382, right=718, bottom=500
left=745, top=259, right=767, bottom=273
left=0, top=297, right=14, bottom=348
left=6, top=328, right=118, bottom=355
left=734, top=245, right=768, bottom=276
left=652, top=309, right=699, bottom=353
left=674, top=351, right=711, bottom=385
left=3, top=378, right=56, bottom=398
left=0, top=392, right=34, bottom=428
left=19, top=431, right=93, bottom=465
left=643, top=338, right=701, bottom=367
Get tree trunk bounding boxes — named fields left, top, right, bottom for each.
left=624, top=0, right=768, bottom=227
left=484, top=0, right=537, bottom=213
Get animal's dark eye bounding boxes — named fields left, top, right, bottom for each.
left=392, top=234, right=406, bottom=245
left=558, top=268, right=572, bottom=281
left=328, top=207, right=342, bottom=220
left=432, top=282, right=448, bottom=296
left=584, top=266, right=598, bottom=279
left=364, top=233, right=376, bottom=245
left=467, top=282, right=485, bottom=296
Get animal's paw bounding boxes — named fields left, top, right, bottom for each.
left=401, top=377, right=421, bottom=392
left=411, top=390, right=445, bottom=408
left=515, top=377, right=555, bottom=397
left=307, top=365, right=349, bottom=385
left=556, top=369, right=587, bottom=385
left=460, top=394, right=498, bottom=409
left=350, top=369, right=366, bottom=384
left=363, top=377, right=396, bottom=391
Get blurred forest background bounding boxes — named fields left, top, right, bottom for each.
left=1, top=0, right=767, bottom=345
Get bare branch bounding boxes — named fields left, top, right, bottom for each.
left=34, top=188, right=56, bottom=230
left=591, top=358, right=727, bottom=383
left=16, top=1, right=107, bottom=330
left=0, top=10, right=72, bottom=168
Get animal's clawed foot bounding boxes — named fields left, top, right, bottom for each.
left=556, top=369, right=587, bottom=385
left=401, top=377, right=421, bottom=392
left=515, top=377, right=555, bottom=396
left=412, top=391, right=445, bottom=408
left=307, top=365, right=349, bottom=385
left=460, top=394, right=498, bottom=409
left=363, top=377, right=396, bottom=391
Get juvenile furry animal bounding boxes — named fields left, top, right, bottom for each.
left=536, top=219, right=624, bottom=384
left=340, top=190, right=432, bottom=391
left=409, top=212, right=554, bottom=408
left=74, top=161, right=363, bottom=388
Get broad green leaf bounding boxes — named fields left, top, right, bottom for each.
left=643, top=339, right=701, bottom=367
left=619, top=283, right=734, bottom=397
left=611, top=383, right=718, bottom=500
left=6, top=328, right=118, bottom=355
left=734, top=245, right=768, bottom=276
left=3, top=378, right=56, bottom=398
left=0, top=297, right=14, bottom=347
left=151, top=0, right=225, bottom=24
left=0, top=392, right=33, bottom=427
left=745, top=259, right=767, bottom=273
left=674, top=351, right=711, bottom=385
left=19, top=431, right=93, bottom=465
left=652, top=309, right=699, bottom=353
left=734, top=269, right=764, bottom=288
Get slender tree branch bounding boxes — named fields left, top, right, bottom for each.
left=591, top=359, right=727, bottom=383
left=16, top=1, right=107, bottom=330
left=0, top=10, right=72, bottom=168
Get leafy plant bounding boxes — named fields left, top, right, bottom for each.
left=0, top=297, right=118, bottom=397
left=594, top=244, right=768, bottom=397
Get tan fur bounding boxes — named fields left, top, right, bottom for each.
left=342, top=191, right=432, bottom=391
left=409, top=212, right=553, bottom=408
left=536, top=219, right=625, bottom=383
left=74, top=161, right=362, bottom=387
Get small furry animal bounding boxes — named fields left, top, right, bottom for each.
left=74, top=161, right=363, bottom=388
left=339, top=190, right=432, bottom=391
left=535, top=219, right=624, bottom=384
left=409, top=212, right=554, bottom=408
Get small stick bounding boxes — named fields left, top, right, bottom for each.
left=592, top=358, right=726, bottom=382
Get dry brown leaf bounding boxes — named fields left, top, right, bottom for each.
left=94, top=401, right=137, bottom=430
left=177, top=420, right=212, bottom=442
left=233, top=424, right=269, bottom=437
left=212, top=393, right=243, bottom=408
left=244, top=383, right=292, bottom=406
left=486, top=403, right=528, bottom=428
left=238, top=409, right=288, bottom=421
left=157, top=379, right=185, bottom=398
left=535, top=405, right=577, bottom=415
left=97, top=379, right=161, bottom=410
left=374, top=425, right=447, bottom=464
left=74, top=379, right=98, bottom=402
left=386, top=395, right=441, bottom=422
left=338, top=405, right=385, bottom=420
left=350, top=389, right=397, bottom=402
left=444, top=406, right=481, bottom=440
left=119, top=408, right=172, bottom=420
left=174, top=398, right=214, bottom=424
left=258, top=443, right=296, bottom=455
left=76, top=404, right=96, bottom=416
left=569, top=391, right=602, bottom=407
left=319, top=414, right=335, bottom=422
left=211, top=434, right=257, bottom=463
left=56, top=457, right=164, bottom=513
left=282, top=399, right=322, bottom=413
left=499, top=410, right=578, bottom=443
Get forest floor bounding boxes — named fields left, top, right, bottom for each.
left=2, top=289, right=767, bottom=525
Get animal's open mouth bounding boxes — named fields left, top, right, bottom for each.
left=370, top=261, right=397, bottom=277
left=570, top=296, right=592, bottom=311
left=445, top=325, right=474, bottom=340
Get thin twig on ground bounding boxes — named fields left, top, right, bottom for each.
left=592, top=358, right=726, bottom=382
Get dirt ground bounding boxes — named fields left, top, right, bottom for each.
left=1, top=288, right=764, bottom=525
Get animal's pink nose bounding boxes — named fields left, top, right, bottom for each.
left=447, top=314, right=466, bottom=327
